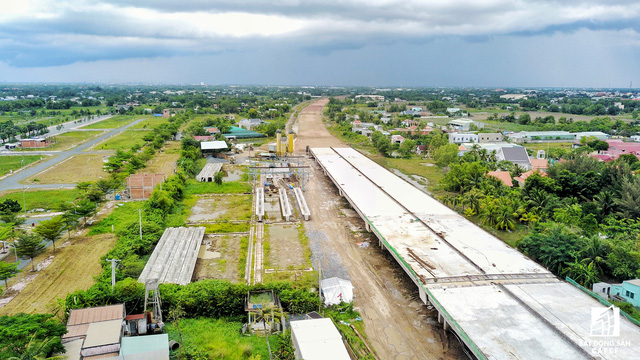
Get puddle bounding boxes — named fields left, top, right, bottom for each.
left=198, top=240, right=221, bottom=259
left=188, top=198, right=227, bottom=222
left=222, top=169, right=244, bottom=182
left=264, top=196, right=282, bottom=221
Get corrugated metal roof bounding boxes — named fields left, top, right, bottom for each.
left=62, top=324, right=90, bottom=341
left=200, top=140, right=228, bottom=150
left=120, top=334, right=169, bottom=360
left=67, top=304, right=125, bottom=326
left=291, top=318, right=350, bottom=360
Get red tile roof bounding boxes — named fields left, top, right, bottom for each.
left=530, top=158, right=549, bottom=170
left=487, top=171, right=513, bottom=187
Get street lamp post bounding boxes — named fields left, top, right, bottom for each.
left=23, top=187, right=29, bottom=216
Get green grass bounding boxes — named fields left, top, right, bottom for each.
left=298, top=223, right=312, bottom=267
left=93, top=130, right=151, bottom=150
left=204, top=223, right=250, bottom=233
left=371, top=156, right=444, bottom=192
left=238, top=235, right=249, bottom=279
left=324, top=305, right=376, bottom=360
left=263, top=225, right=271, bottom=267
left=80, top=115, right=139, bottom=129
left=0, top=155, right=41, bottom=176
left=0, top=189, right=82, bottom=212
left=217, top=195, right=252, bottom=222
left=185, top=180, right=252, bottom=195
left=523, top=142, right=574, bottom=152
left=130, top=117, right=169, bottom=129
left=89, top=201, right=145, bottom=235
left=165, top=318, right=280, bottom=360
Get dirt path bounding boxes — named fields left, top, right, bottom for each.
left=296, top=99, right=463, bottom=360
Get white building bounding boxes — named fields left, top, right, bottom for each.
left=630, top=135, right=640, bottom=142
left=290, top=318, right=350, bottom=360
left=449, top=133, right=479, bottom=144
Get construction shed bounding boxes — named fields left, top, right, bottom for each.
left=119, top=334, right=170, bottom=360
left=126, top=173, right=166, bottom=200
left=200, top=140, right=228, bottom=152
left=223, top=126, right=267, bottom=139
left=320, top=277, right=353, bottom=306
left=290, top=318, right=350, bottom=360
left=197, top=162, right=223, bottom=182
left=138, top=227, right=205, bottom=285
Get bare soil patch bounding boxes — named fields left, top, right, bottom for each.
left=265, top=224, right=305, bottom=270
left=188, top=195, right=252, bottom=223
left=193, top=234, right=242, bottom=282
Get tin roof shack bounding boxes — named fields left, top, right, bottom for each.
left=290, top=318, right=351, bottom=360
left=245, top=290, right=285, bottom=334
left=62, top=304, right=126, bottom=360
left=126, top=173, right=166, bottom=200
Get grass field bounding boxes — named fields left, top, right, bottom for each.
left=144, top=146, right=179, bottom=175
left=18, top=130, right=103, bottom=152
left=0, top=155, right=42, bottom=176
left=0, top=232, right=117, bottom=315
left=165, top=318, right=280, bottom=360
left=0, top=189, right=82, bottom=212
left=130, top=116, right=168, bottom=129
left=79, top=115, right=139, bottom=129
left=523, top=142, right=574, bottom=152
left=25, top=154, right=110, bottom=184
left=185, top=180, right=252, bottom=195
left=92, top=130, right=151, bottom=150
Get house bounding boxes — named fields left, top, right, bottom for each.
left=446, top=107, right=461, bottom=114
left=290, top=318, right=351, bottom=360
left=415, top=144, right=426, bottom=155
left=630, top=135, right=640, bottom=142
left=21, top=138, right=50, bottom=148
left=530, top=158, right=549, bottom=171
left=514, top=169, right=547, bottom=187
left=449, top=133, right=478, bottom=144
left=592, top=154, right=614, bottom=162
left=498, top=147, right=532, bottom=170
left=119, top=334, right=170, bottom=360
left=401, top=119, right=419, bottom=127
left=478, top=133, right=504, bottom=143
left=448, top=118, right=479, bottom=131
left=193, top=135, right=217, bottom=142
left=238, top=118, right=263, bottom=130
left=603, top=140, right=640, bottom=160
left=62, top=304, right=126, bottom=360
left=162, top=109, right=170, bottom=118
left=391, top=135, right=405, bottom=144
left=380, top=116, right=391, bottom=124
left=126, top=174, right=166, bottom=200
left=592, top=282, right=613, bottom=298
left=611, top=279, right=640, bottom=307
left=487, top=171, right=513, bottom=187
left=204, top=127, right=220, bottom=134
left=411, top=107, right=423, bottom=112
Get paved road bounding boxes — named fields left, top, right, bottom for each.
left=0, top=117, right=146, bottom=191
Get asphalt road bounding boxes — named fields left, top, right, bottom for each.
left=0, top=117, right=146, bottom=191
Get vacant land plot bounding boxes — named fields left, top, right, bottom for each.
left=524, top=142, right=574, bottom=152
left=0, top=155, right=42, bottom=176
left=264, top=223, right=305, bottom=270
left=18, top=131, right=104, bottom=152
left=185, top=180, right=251, bottom=195
left=0, top=232, right=117, bottom=315
left=165, top=318, right=278, bottom=360
left=80, top=115, right=139, bottom=129
left=92, top=130, right=151, bottom=150
left=144, top=148, right=179, bottom=176
left=0, top=189, right=82, bottom=212
left=193, top=234, right=246, bottom=282
left=188, top=194, right=252, bottom=223
left=25, top=154, right=110, bottom=184
left=130, top=117, right=168, bottom=129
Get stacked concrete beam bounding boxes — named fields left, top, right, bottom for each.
left=197, top=163, right=223, bottom=182
left=293, top=187, right=310, bottom=221
left=256, top=187, right=265, bottom=221
left=138, top=227, right=205, bottom=285
left=279, top=188, right=292, bottom=221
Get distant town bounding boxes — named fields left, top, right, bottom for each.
left=1, top=84, right=640, bottom=359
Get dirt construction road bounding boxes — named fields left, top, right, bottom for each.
left=295, top=99, right=464, bottom=359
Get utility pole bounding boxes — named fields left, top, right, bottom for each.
left=138, top=209, right=143, bottom=240
left=106, top=259, right=120, bottom=288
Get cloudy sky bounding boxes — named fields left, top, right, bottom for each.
left=1, top=0, right=639, bottom=87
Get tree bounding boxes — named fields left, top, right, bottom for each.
left=433, top=144, right=459, bottom=168
left=214, top=171, right=223, bottom=185
left=0, top=262, right=21, bottom=290
left=75, top=200, right=96, bottom=226
left=398, top=139, right=416, bottom=158
left=15, top=233, right=46, bottom=271
left=0, top=313, right=66, bottom=359
left=615, top=177, right=640, bottom=219
left=251, top=305, right=283, bottom=360
left=33, top=217, right=64, bottom=253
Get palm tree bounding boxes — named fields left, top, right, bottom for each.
left=579, top=235, right=608, bottom=276
left=252, top=305, right=283, bottom=360
left=594, top=191, right=616, bottom=218
left=562, top=258, right=599, bottom=288
left=463, top=188, right=484, bottom=215
left=8, top=335, right=63, bottom=360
